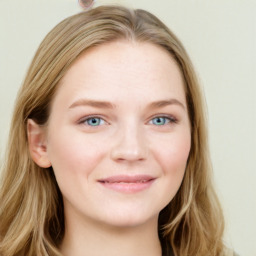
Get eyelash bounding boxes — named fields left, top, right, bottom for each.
left=149, top=115, right=178, bottom=126
left=78, top=115, right=178, bottom=127
left=78, top=116, right=106, bottom=127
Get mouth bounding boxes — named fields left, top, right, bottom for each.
left=97, top=175, right=156, bottom=193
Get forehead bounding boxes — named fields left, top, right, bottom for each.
left=54, top=40, right=186, bottom=107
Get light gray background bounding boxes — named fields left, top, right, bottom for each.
left=0, top=0, right=255, bottom=255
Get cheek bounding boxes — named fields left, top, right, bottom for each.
left=153, top=131, right=191, bottom=180
left=149, top=131, right=191, bottom=209
left=46, top=130, right=107, bottom=179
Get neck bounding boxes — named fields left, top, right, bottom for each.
left=60, top=215, right=162, bottom=256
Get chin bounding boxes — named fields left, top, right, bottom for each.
left=97, top=209, right=159, bottom=230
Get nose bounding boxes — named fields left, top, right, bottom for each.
left=110, top=125, right=148, bottom=162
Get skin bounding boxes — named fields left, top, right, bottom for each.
left=28, top=41, right=191, bottom=256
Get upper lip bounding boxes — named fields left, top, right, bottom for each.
left=98, top=175, right=155, bottom=183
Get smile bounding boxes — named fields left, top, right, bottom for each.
left=97, top=175, right=156, bottom=193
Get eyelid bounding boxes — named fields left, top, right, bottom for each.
left=148, top=114, right=178, bottom=124
left=78, top=115, right=108, bottom=126
left=76, top=114, right=178, bottom=127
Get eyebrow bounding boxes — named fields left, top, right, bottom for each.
left=69, top=99, right=116, bottom=109
left=148, top=99, right=186, bottom=110
left=68, top=98, right=185, bottom=110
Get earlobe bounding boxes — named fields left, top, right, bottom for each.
left=27, top=119, right=52, bottom=168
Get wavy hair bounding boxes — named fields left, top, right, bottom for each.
left=0, top=5, right=225, bottom=256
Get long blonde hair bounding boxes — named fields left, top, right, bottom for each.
left=0, top=5, right=225, bottom=256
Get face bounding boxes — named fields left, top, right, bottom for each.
left=44, top=41, right=191, bottom=228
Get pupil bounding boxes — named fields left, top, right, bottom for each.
left=89, top=118, right=99, bottom=125
left=153, top=117, right=165, bottom=125
left=156, top=118, right=163, bottom=124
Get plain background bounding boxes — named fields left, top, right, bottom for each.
left=0, top=0, right=255, bottom=255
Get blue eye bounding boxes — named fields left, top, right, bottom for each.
left=151, top=117, right=168, bottom=125
left=150, top=116, right=176, bottom=126
left=84, top=117, right=105, bottom=126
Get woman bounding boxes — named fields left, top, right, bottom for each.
left=0, top=5, right=234, bottom=256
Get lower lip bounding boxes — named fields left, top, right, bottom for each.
left=98, top=179, right=155, bottom=193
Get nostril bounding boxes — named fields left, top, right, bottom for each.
left=110, top=130, right=148, bottom=162
left=111, top=149, right=147, bottom=162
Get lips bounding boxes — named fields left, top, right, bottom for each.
left=97, top=175, right=155, bottom=193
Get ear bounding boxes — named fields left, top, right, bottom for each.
left=27, top=119, right=51, bottom=168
